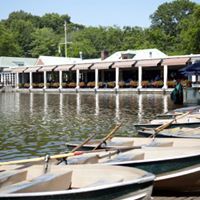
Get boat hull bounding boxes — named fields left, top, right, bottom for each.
left=154, top=164, right=200, bottom=194
left=137, top=130, right=200, bottom=138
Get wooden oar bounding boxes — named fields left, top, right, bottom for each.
left=93, top=123, right=122, bottom=151
left=151, top=111, right=190, bottom=138
left=0, top=151, right=83, bottom=166
left=70, top=132, right=97, bottom=153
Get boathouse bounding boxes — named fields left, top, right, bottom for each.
left=4, top=49, right=200, bottom=93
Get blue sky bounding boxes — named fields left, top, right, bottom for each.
left=1, top=0, right=200, bottom=27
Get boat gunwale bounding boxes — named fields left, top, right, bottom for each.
left=0, top=170, right=155, bottom=198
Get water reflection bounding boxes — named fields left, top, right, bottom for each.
left=0, top=92, right=177, bottom=161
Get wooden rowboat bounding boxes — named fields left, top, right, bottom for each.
left=137, top=126, right=200, bottom=138
left=0, top=164, right=154, bottom=200
left=60, top=146, right=200, bottom=193
left=66, top=137, right=200, bottom=151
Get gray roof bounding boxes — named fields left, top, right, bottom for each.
left=0, top=57, right=37, bottom=68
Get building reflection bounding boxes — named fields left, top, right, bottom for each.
left=44, top=93, right=48, bottom=116
left=76, top=93, right=81, bottom=115
left=163, top=95, right=168, bottom=113
left=95, top=93, right=99, bottom=116
left=138, top=94, right=143, bottom=123
left=115, top=94, right=120, bottom=122
left=59, top=93, right=63, bottom=117
left=30, top=93, right=33, bottom=115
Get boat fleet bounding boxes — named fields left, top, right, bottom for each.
left=0, top=106, right=199, bottom=199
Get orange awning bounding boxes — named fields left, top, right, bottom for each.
left=91, top=62, right=113, bottom=70
left=162, top=57, right=190, bottom=66
left=38, top=65, right=57, bottom=72
left=135, top=59, right=161, bottom=67
left=72, top=63, right=93, bottom=70
left=24, top=66, right=42, bottom=73
left=11, top=67, right=27, bottom=73
left=54, top=64, right=74, bottom=71
left=112, top=60, right=136, bottom=68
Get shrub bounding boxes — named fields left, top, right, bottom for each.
left=18, top=83, right=24, bottom=88
left=142, top=81, right=149, bottom=88
left=130, top=81, right=138, bottom=88
left=79, top=82, right=86, bottom=88
left=32, top=83, right=38, bottom=88
left=107, top=82, right=115, bottom=88
left=151, top=80, right=164, bottom=88
left=51, top=82, right=59, bottom=88
left=167, top=81, right=176, bottom=88
left=62, top=82, right=68, bottom=88
left=68, top=82, right=76, bottom=88
left=119, top=81, right=125, bottom=88
left=181, top=80, right=192, bottom=87
left=24, top=83, right=30, bottom=88
left=38, top=83, right=44, bottom=88
left=98, top=82, right=103, bottom=88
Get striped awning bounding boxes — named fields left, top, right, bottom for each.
left=91, top=62, right=113, bottom=70
left=24, top=66, right=42, bottom=73
left=38, top=65, right=57, bottom=72
left=112, top=60, right=136, bottom=68
left=72, top=63, right=93, bottom=70
left=11, top=67, right=27, bottom=73
left=135, top=59, right=161, bottom=67
left=162, top=57, right=190, bottom=66
left=54, top=64, right=74, bottom=71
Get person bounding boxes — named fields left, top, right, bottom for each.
left=170, top=79, right=183, bottom=104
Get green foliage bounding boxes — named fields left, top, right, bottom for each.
left=0, top=1, right=200, bottom=58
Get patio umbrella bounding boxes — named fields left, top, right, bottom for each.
left=179, top=62, right=200, bottom=75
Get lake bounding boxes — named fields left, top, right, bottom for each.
left=0, top=92, right=178, bottom=161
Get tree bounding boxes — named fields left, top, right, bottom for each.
left=179, top=5, right=200, bottom=54
left=0, top=23, right=22, bottom=56
left=30, top=28, right=60, bottom=57
left=150, top=0, right=196, bottom=36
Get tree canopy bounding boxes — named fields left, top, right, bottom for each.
left=0, top=0, right=199, bottom=58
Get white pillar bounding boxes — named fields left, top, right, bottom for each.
left=43, top=71, right=47, bottom=89
left=76, top=69, right=80, bottom=89
left=59, top=70, right=62, bottom=89
left=29, top=72, right=33, bottom=89
left=137, top=66, right=142, bottom=89
left=16, top=73, right=19, bottom=89
left=95, top=68, right=99, bottom=89
left=162, top=65, right=168, bottom=90
left=115, top=67, right=119, bottom=89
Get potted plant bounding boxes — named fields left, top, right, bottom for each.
left=119, top=81, right=125, bottom=88
left=130, top=81, right=138, bottom=88
left=68, top=82, right=76, bottom=88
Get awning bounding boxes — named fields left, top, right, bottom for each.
left=72, top=63, right=93, bottom=70
left=24, top=66, right=42, bottom=73
left=54, top=64, right=74, bottom=71
left=162, top=57, right=190, bottom=66
left=91, top=62, right=113, bottom=70
left=38, top=65, right=57, bottom=72
left=11, top=67, right=27, bottom=73
left=112, top=60, right=136, bottom=68
left=135, top=59, right=161, bottom=67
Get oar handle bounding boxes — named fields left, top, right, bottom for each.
left=0, top=152, right=83, bottom=166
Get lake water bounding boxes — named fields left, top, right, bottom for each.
left=0, top=92, right=179, bottom=161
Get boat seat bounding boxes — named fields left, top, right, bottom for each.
left=103, top=152, right=144, bottom=163
left=66, top=154, right=99, bottom=165
left=105, top=140, right=134, bottom=147
left=143, top=141, right=174, bottom=147
left=0, top=169, right=72, bottom=193
left=0, top=170, right=27, bottom=188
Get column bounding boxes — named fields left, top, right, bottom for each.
left=43, top=71, right=47, bottom=89
left=29, top=72, right=33, bottom=89
left=76, top=69, right=80, bottom=89
left=16, top=72, right=19, bottom=89
left=137, top=66, right=142, bottom=89
left=59, top=70, right=62, bottom=89
left=95, top=68, right=99, bottom=89
left=115, top=67, right=119, bottom=89
left=162, top=65, right=168, bottom=90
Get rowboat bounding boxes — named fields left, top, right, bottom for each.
left=66, top=137, right=200, bottom=151
left=137, top=126, right=200, bottom=138
left=0, top=164, right=155, bottom=200
left=134, top=113, right=200, bottom=130
left=156, top=106, right=200, bottom=118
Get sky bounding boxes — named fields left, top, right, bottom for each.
left=1, top=0, right=200, bottom=28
